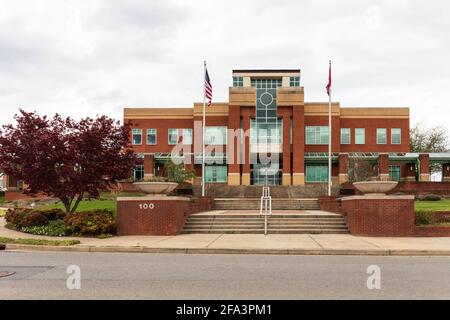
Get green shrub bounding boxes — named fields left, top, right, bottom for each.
left=22, top=220, right=66, bottom=237
left=5, top=208, right=28, bottom=227
left=22, top=211, right=49, bottom=227
left=64, top=210, right=116, bottom=236
left=5, top=208, right=66, bottom=229
left=415, top=211, right=434, bottom=225
left=423, top=194, right=442, bottom=201
left=39, top=208, right=66, bottom=221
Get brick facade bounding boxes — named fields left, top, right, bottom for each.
left=124, top=69, right=417, bottom=186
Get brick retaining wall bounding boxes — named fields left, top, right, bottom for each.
left=116, top=196, right=213, bottom=235
left=341, top=195, right=415, bottom=236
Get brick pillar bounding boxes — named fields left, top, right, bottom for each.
left=143, top=154, right=155, bottom=179
left=442, top=163, right=450, bottom=182
left=292, top=105, right=305, bottom=185
left=419, top=153, right=430, bottom=181
left=405, top=163, right=416, bottom=182
left=282, top=113, right=291, bottom=185
left=241, top=114, right=251, bottom=185
left=338, top=153, right=349, bottom=184
left=378, top=153, right=389, bottom=181
left=227, top=105, right=241, bottom=185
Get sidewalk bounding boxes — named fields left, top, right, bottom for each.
left=2, top=217, right=450, bottom=256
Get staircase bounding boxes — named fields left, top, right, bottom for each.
left=181, top=212, right=349, bottom=234
left=213, top=198, right=320, bottom=210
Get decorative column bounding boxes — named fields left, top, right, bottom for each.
left=241, top=113, right=251, bottom=186
left=338, top=153, right=349, bottom=184
left=282, top=112, right=291, bottom=185
left=143, top=154, right=155, bottom=179
left=419, top=153, right=430, bottom=181
left=442, top=163, right=450, bottom=182
left=378, top=153, right=389, bottom=181
left=227, top=105, right=241, bottom=185
left=292, top=105, right=305, bottom=185
left=405, top=163, right=416, bottom=182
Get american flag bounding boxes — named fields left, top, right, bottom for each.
left=204, top=68, right=212, bottom=106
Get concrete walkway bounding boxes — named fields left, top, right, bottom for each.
left=2, top=217, right=450, bottom=256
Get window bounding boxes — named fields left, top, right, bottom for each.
left=132, top=128, right=142, bottom=145
left=376, top=128, right=387, bottom=144
left=182, top=128, right=192, bottom=145
left=355, top=128, right=365, bottom=144
left=289, top=76, right=300, bottom=87
left=250, top=120, right=282, bottom=144
left=146, top=128, right=156, bottom=145
left=391, top=128, right=401, bottom=144
left=133, top=165, right=144, bottom=181
left=233, top=76, right=243, bottom=87
left=389, top=165, right=401, bottom=181
left=205, top=126, right=227, bottom=145
left=306, top=165, right=328, bottom=182
left=306, top=126, right=329, bottom=145
left=341, top=128, right=351, bottom=144
left=168, top=129, right=179, bottom=145
left=205, top=165, right=227, bottom=183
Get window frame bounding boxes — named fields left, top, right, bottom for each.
left=132, top=128, right=142, bottom=145
left=355, top=128, right=365, bottom=145
left=182, top=128, right=193, bottom=145
left=389, top=165, right=401, bottom=182
left=205, top=126, right=228, bottom=145
left=168, top=128, right=179, bottom=145
left=205, top=165, right=228, bottom=183
left=376, top=128, right=387, bottom=145
left=146, top=128, right=157, bottom=145
left=306, top=165, right=329, bottom=183
left=305, top=126, right=329, bottom=145
left=340, top=128, right=351, bottom=145
left=391, top=128, right=401, bottom=145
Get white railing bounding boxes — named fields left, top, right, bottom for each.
left=260, top=184, right=272, bottom=235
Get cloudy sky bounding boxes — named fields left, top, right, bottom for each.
left=0, top=0, right=449, bottom=133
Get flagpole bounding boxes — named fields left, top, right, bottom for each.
left=202, top=61, right=206, bottom=197
left=328, top=60, right=332, bottom=197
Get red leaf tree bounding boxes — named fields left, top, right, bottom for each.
left=0, top=110, right=140, bottom=213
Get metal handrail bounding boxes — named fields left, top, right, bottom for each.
left=260, top=168, right=272, bottom=235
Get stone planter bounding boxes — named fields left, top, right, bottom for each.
left=353, top=181, right=398, bottom=194
left=132, top=181, right=178, bottom=195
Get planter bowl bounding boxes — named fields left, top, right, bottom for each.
left=132, top=181, right=178, bottom=195
left=353, top=181, right=398, bottom=194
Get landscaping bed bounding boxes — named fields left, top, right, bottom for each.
left=4, top=208, right=116, bottom=238
left=415, top=195, right=450, bottom=229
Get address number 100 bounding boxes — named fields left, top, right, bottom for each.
left=139, top=203, right=155, bottom=210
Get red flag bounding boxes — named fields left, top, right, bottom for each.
left=326, top=60, right=331, bottom=96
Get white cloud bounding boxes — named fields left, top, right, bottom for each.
left=0, top=0, right=449, bottom=140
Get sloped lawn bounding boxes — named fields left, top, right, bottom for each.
left=415, top=199, right=450, bottom=212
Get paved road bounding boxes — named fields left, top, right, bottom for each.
left=1, top=251, right=450, bottom=299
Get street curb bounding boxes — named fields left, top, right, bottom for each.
left=5, top=243, right=450, bottom=256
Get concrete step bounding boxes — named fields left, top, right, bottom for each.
left=181, top=229, right=350, bottom=234
left=188, top=217, right=344, bottom=221
left=185, top=221, right=347, bottom=226
left=213, top=199, right=320, bottom=210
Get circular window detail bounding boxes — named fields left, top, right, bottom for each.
left=259, top=92, right=274, bottom=106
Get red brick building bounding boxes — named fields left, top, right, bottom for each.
left=124, top=69, right=450, bottom=187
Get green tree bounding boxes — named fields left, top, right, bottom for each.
left=410, top=124, right=449, bottom=153
left=166, top=160, right=196, bottom=184
left=410, top=124, right=449, bottom=176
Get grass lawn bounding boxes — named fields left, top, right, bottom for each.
left=0, top=195, right=4, bottom=205
left=0, top=236, right=80, bottom=246
left=37, top=192, right=145, bottom=215
left=415, top=199, right=450, bottom=212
